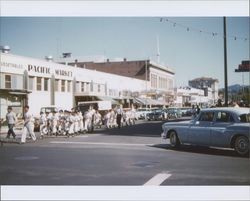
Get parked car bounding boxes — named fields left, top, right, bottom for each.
left=180, top=107, right=192, bottom=116
left=164, top=108, right=182, bottom=119
left=161, top=107, right=250, bottom=156
left=147, top=109, right=166, bottom=121
left=186, top=108, right=195, bottom=116
left=136, top=108, right=152, bottom=119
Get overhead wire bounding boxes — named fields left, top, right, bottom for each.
left=160, top=18, right=249, bottom=42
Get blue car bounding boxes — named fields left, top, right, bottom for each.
left=161, top=107, right=250, bottom=156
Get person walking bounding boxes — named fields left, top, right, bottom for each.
left=196, top=105, right=201, bottom=115
left=39, top=111, right=47, bottom=138
left=20, top=105, right=36, bottom=144
left=116, top=105, right=123, bottom=129
left=6, top=106, right=17, bottom=139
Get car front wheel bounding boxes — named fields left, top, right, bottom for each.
left=169, top=131, right=180, bottom=148
left=235, top=136, right=249, bottom=156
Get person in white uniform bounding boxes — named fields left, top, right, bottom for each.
left=21, top=105, right=36, bottom=144
left=74, top=110, right=80, bottom=134
left=51, top=111, right=59, bottom=135
left=116, top=105, right=123, bottom=128
left=104, top=110, right=111, bottom=129
left=39, top=111, right=47, bottom=138
left=68, top=111, right=75, bottom=135
left=94, top=110, right=102, bottom=128
left=77, top=110, right=84, bottom=133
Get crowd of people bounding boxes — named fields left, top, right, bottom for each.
left=1, top=101, right=248, bottom=144
left=1, top=105, right=137, bottom=144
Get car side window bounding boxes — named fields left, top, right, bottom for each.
left=216, top=112, right=234, bottom=122
left=199, top=112, right=214, bottom=122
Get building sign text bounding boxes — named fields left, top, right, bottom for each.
left=28, top=64, right=50, bottom=74
left=55, top=69, right=73, bottom=77
left=1, top=62, right=23, bottom=69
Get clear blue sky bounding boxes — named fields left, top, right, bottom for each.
left=0, top=17, right=249, bottom=87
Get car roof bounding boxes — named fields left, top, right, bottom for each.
left=201, top=107, right=250, bottom=115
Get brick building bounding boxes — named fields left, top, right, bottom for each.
left=59, top=57, right=175, bottom=106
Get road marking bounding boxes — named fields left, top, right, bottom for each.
left=49, top=141, right=153, bottom=147
left=74, top=135, right=89, bottom=138
left=14, top=156, right=39, bottom=160
left=143, top=173, right=171, bottom=186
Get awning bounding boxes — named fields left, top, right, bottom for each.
left=134, top=97, right=166, bottom=106
left=96, top=96, right=119, bottom=105
left=0, top=89, right=31, bottom=95
left=189, top=96, right=210, bottom=103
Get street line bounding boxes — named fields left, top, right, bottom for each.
left=49, top=141, right=153, bottom=147
left=143, top=173, right=171, bottom=186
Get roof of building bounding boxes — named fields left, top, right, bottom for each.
left=57, top=56, right=174, bottom=75
left=189, top=77, right=219, bottom=82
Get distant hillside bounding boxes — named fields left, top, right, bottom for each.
left=220, top=84, right=249, bottom=93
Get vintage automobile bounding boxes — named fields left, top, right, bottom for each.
left=161, top=107, right=250, bottom=156
left=136, top=108, right=152, bottom=119
left=147, top=109, right=166, bottom=121
left=164, top=107, right=182, bottom=119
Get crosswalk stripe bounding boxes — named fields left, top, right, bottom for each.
left=144, top=173, right=171, bottom=186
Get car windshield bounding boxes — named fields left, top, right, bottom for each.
left=239, top=113, right=250, bottom=123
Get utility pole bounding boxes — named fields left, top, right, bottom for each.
left=145, top=59, right=148, bottom=109
left=223, top=17, right=228, bottom=107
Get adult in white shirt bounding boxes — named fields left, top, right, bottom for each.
left=21, top=105, right=36, bottom=144
left=39, top=111, right=47, bottom=138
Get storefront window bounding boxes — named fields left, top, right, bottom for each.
left=5, top=75, right=11, bottom=88
left=28, top=76, right=34, bottom=90
left=81, top=82, right=85, bottom=92
left=67, top=81, right=71, bottom=92
left=44, top=78, right=49, bottom=91
left=37, top=77, right=42, bottom=91
left=61, top=80, right=65, bottom=92
left=98, top=84, right=101, bottom=92
left=86, top=83, right=89, bottom=92
left=151, top=74, right=157, bottom=88
left=55, top=79, right=59, bottom=92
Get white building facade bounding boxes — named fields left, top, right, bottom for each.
left=174, top=87, right=213, bottom=107
left=0, top=53, right=148, bottom=118
left=188, top=77, right=219, bottom=104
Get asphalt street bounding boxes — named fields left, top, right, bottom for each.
left=0, top=119, right=249, bottom=185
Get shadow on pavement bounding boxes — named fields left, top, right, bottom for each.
left=97, top=118, right=191, bottom=138
left=97, top=121, right=163, bottom=137
left=150, top=143, right=250, bottom=158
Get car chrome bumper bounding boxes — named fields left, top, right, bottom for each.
left=161, top=132, right=167, bottom=139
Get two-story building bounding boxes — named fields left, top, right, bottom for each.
left=0, top=52, right=148, bottom=118
left=59, top=56, right=175, bottom=106
left=188, top=77, right=219, bottom=104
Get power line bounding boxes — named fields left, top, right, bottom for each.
left=159, top=18, right=249, bottom=42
